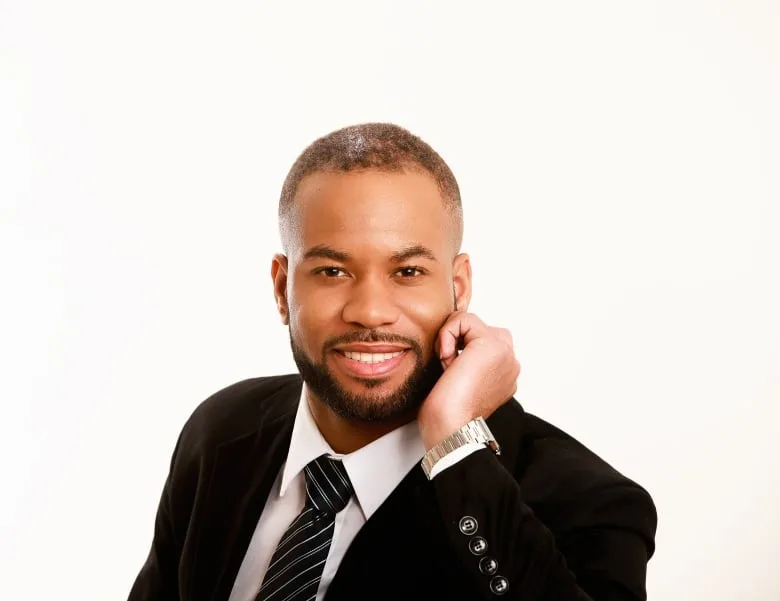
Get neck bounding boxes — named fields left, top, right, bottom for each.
left=305, top=391, right=416, bottom=454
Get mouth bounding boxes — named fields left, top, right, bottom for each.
left=331, top=346, right=411, bottom=378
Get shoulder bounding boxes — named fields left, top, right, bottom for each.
left=177, top=373, right=303, bottom=453
left=491, top=400, right=630, bottom=487
left=521, top=410, right=631, bottom=488
left=516, top=407, right=656, bottom=548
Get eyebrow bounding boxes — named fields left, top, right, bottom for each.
left=389, top=245, right=438, bottom=263
left=302, top=245, right=351, bottom=262
left=301, top=244, right=438, bottom=263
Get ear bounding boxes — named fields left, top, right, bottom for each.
left=271, top=253, right=290, bottom=325
left=452, top=253, right=472, bottom=311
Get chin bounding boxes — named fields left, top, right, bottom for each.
left=338, top=374, right=404, bottom=396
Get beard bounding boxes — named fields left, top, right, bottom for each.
left=289, top=328, right=443, bottom=423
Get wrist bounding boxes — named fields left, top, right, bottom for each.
left=418, top=411, right=475, bottom=451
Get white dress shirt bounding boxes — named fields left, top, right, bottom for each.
left=228, top=384, right=481, bottom=601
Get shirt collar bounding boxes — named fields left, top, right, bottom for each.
left=279, top=383, right=426, bottom=520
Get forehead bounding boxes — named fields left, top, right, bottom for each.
left=289, top=169, right=453, bottom=258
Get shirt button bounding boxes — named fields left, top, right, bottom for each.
left=490, top=575, right=509, bottom=595
left=468, top=536, right=488, bottom=555
left=479, top=556, right=498, bottom=575
left=459, top=516, right=478, bottom=535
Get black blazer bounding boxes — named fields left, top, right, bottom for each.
left=128, top=374, right=656, bottom=601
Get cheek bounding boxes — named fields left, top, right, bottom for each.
left=401, top=293, right=454, bottom=354
left=288, top=284, right=344, bottom=350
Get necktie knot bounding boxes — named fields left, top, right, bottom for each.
left=303, top=455, right=353, bottom=515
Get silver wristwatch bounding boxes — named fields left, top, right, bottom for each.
left=420, top=417, right=501, bottom=479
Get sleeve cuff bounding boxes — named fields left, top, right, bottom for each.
left=427, top=442, right=485, bottom=479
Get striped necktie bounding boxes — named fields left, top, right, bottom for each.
left=255, top=455, right=354, bottom=601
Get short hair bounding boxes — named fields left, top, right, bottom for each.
left=278, top=123, right=463, bottom=252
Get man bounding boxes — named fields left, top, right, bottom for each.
left=128, top=123, right=657, bottom=601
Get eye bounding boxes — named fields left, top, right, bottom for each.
left=395, top=266, right=425, bottom=278
left=314, top=266, right=349, bottom=278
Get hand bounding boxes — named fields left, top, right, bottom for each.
left=418, top=312, right=521, bottom=450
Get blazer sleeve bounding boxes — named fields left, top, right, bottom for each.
left=430, top=447, right=657, bottom=601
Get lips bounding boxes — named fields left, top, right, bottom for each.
left=334, top=344, right=410, bottom=353
left=331, top=347, right=410, bottom=378
left=342, top=350, right=404, bottom=364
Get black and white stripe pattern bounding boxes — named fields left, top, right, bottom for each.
left=255, top=455, right=353, bottom=601
left=303, top=456, right=353, bottom=515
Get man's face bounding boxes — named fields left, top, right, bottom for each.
left=274, top=168, right=471, bottom=423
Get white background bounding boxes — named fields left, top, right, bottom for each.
left=1, top=1, right=778, bottom=599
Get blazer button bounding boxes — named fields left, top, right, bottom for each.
left=468, top=536, right=488, bottom=555
left=459, top=516, right=478, bottom=535
left=479, top=556, right=498, bottom=575
left=490, top=575, right=509, bottom=595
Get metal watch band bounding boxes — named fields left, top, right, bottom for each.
left=420, top=417, right=501, bottom=479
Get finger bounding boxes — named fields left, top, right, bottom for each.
left=437, top=312, right=487, bottom=361
left=437, top=311, right=467, bottom=361
left=436, top=312, right=458, bottom=361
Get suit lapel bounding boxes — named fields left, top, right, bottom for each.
left=187, top=380, right=301, bottom=601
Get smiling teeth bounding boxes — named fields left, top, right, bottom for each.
left=343, top=351, right=404, bottom=363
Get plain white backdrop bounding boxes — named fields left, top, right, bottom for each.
left=1, top=1, right=778, bottom=599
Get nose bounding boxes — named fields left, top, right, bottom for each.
left=341, top=275, right=400, bottom=329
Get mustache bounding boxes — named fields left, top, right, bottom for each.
left=323, top=330, right=423, bottom=354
